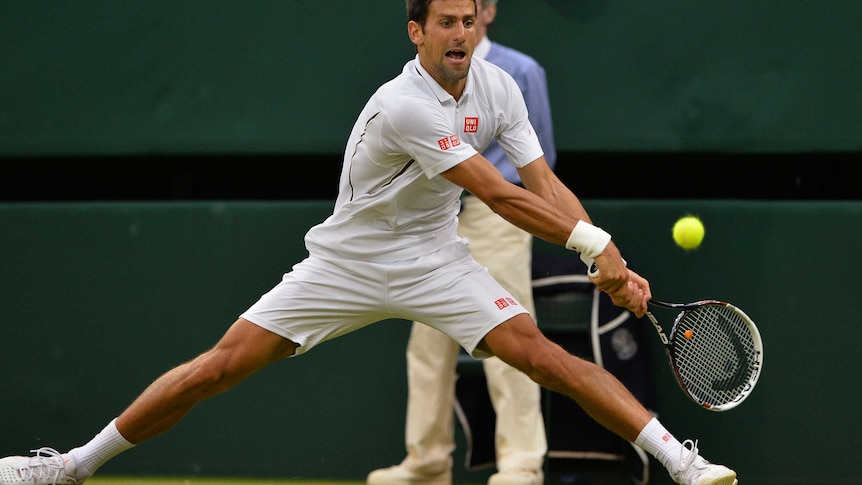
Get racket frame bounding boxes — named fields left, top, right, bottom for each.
left=648, top=299, right=763, bottom=411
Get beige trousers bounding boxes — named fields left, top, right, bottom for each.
left=402, top=195, right=547, bottom=474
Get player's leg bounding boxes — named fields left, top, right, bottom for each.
left=0, top=319, right=297, bottom=484
left=367, top=322, right=459, bottom=485
left=479, top=316, right=650, bottom=440
left=115, top=317, right=297, bottom=444
left=478, top=317, right=738, bottom=485
left=394, top=240, right=736, bottom=485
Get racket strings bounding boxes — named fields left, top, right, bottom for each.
left=671, top=305, right=757, bottom=407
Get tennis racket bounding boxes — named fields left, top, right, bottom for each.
left=584, top=259, right=763, bottom=411
left=645, top=299, right=763, bottom=411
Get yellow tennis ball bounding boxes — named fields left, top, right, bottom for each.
left=672, top=216, right=705, bottom=250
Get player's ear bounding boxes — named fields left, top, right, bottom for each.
left=407, top=20, right=423, bottom=46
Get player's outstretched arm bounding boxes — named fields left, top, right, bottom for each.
left=442, top=154, right=650, bottom=317
left=442, top=154, right=577, bottom=245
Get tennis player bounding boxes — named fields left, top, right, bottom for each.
left=0, top=1, right=737, bottom=484
left=367, top=1, right=553, bottom=484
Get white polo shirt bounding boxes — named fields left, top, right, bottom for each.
left=304, top=55, right=544, bottom=263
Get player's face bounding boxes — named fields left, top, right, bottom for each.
left=409, top=0, right=477, bottom=98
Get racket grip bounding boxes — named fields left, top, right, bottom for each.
left=581, top=255, right=626, bottom=278
left=581, top=255, right=600, bottom=277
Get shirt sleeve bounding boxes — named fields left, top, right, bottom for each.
left=495, top=74, right=545, bottom=169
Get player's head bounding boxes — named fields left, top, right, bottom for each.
left=406, top=0, right=477, bottom=30
left=406, top=0, right=477, bottom=96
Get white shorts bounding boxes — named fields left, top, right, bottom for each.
left=240, top=240, right=529, bottom=359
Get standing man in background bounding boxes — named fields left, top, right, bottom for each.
left=367, top=1, right=555, bottom=485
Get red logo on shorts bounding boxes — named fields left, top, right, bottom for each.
left=494, top=298, right=518, bottom=309
left=437, top=134, right=461, bottom=151
left=464, top=117, right=479, bottom=133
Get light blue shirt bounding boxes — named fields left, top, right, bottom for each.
left=480, top=38, right=556, bottom=184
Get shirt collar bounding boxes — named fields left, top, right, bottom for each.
left=474, top=36, right=491, bottom=60
left=412, top=54, right=475, bottom=103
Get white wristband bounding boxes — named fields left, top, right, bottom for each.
left=565, top=221, right=611, bottom=259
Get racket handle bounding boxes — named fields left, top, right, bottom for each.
left=581, top=255, right=600, bottom=277
left=582, top=255, right=627, bottom=278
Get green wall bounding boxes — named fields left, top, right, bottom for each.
left=2, top=200, right=860, bottom=484
left=2, top=1, right=861, bottom=156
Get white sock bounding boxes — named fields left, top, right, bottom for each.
left=66, top=418, right=135, bottom=480
left=633, top=417, right=684, bottom=471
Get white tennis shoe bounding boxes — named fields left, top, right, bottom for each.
left=671, top=439, right=738, bottom=485
left=487, top=469, right=543, bottom=485
left=367, top=457, right=452, bottom=485
left=0, top=447, right=82, bottom=485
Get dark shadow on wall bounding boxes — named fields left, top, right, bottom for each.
left=1, top=152, right=860, bottom=202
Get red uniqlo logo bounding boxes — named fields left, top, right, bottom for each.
left=438, top=134, right=461, bottom=150
left=464, top=117, right=478, bottom=133
left=494, top=297, right=519, bottom=309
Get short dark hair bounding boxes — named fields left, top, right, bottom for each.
left=406, top=0, right=477, bottom=28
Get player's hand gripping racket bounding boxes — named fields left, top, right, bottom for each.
left=585, top=259, right=763, bottom=411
